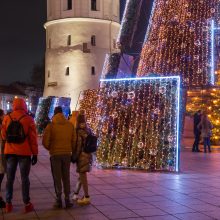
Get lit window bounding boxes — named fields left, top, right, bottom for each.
left=67, top=35, right=71, bottom=46
left=91, top=35, right=96, bottom=46
left=91, top=66, right=95, bottom=75
left=66, top=67, right=70, bottom=76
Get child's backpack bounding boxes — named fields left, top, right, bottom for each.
left=84, top=133, right=98, bottom=153
left=6, top=114, right=27, bottom=144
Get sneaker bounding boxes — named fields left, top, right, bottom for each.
left=5, top=202, right=13, bottom=213
left=72, top=193, right=79, bottom=201
left=0, top=197, right=6, bottom=209
left=24, top=202, right=34, bottom=213
left=65, top=199, right=73, bottom=208
left=77, top=196, right=90, bottom=205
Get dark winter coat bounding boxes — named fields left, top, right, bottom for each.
left=75, top=128, right=92, bottom=173
left=193, top=113, right=201, bottom=135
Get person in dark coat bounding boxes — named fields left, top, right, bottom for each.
left=192, top=110, right=202, bottom=152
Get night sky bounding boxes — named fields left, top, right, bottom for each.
left=0, top=0, right=47, bottom=85
left=0, top=0, right=153, bottom=85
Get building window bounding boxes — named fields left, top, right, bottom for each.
left=83, top=43, right=91, bottom=53
left=67, top=35, right=71, bottom=46
left=91, top=66, right=95, bottom=75
left=91, top=35, right=96, bottom=46
left=63, top=0, right=72, bottom=11
left=48, top=82, right=58, bottom=87
left=48, top=39, right=51, bottom=49
left=48, top=70, right=50, bottom=78
left=91, top=0, right=98, bottom=11
left=67, top=0, right=72, bottom=10
left=66, top=67, right=70, bottom=76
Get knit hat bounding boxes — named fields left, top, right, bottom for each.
left=54, top=106, right=63, bottom=115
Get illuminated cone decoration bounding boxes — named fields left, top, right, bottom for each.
left=137, top=0, right=219, bottom=88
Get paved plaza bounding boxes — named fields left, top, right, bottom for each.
left=1, top=138, right=220, bottom=220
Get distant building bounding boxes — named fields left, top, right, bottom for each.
left=0, top=85, right=26, bottom=113
left=0, top=82, right=42, bottom=114
left=44, top=0, right=120, bottom=110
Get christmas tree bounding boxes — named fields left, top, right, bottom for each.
left=186, top=88, right=220, bottom=145
left=137, top=0, right=219, bottom=88
left=35, top=97, right=52, bottom=135
left=35, top=96, right=71, bottom=134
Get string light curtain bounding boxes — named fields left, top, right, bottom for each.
left=84, top=77, right=181, bottom=172
left=137, top=0, right=220, bottom=88
left=77, top=89, right=99, bottom=129
left=117, top=0, right=143, bottom=50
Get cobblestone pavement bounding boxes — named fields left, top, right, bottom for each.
left=1, top=138, right=220, bottom=220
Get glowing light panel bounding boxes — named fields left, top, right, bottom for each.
left=94, top=76, right=181, bottom=172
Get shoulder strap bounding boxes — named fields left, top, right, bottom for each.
left=18, top=114, right=27, bottom=122
left=8, top=113, right=27, bottom=122
left=8, top=113, right=13, bottom=121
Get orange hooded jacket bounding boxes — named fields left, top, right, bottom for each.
left=1, top=98, right=38, bottom=156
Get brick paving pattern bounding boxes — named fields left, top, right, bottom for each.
left=1, top=138, right=220, bottom=220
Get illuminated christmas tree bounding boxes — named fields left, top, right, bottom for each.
left=186, top=88, right=220, bottom=144
left=137, top=0, right=219, bottom=88
left=35, top=96, right=71, bottom=134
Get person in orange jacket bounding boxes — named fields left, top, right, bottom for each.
left=1, top=98, right=38, bottom=213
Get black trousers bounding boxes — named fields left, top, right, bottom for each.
left=192, top=133, right=200, bottom=152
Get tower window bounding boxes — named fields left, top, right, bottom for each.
left=91, top=35, right=96, bottom=46
left=67, top=35, right=71, bottom=46
left=66, top=67, right=70, bottom=76
left=83, top=43, right=91, bottom=53
left=48, top=70, right=50, bottom=78
left=67, top=0, right=72, bottom=10
left=48, top=39, right=51, bottom=49
left=91, top=66, right=95, bottom=75
left=91, top=0, right=99, bottom=11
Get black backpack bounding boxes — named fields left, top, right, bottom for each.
left=84, top=133, right=98, bottom=153
left=6, top=114, right=27, bottom=144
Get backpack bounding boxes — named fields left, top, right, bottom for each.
left=84, top=133, right=98, bottom=153
left=6, top=114, right=27, bottom=144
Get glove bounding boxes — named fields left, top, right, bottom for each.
left=31, top=155, right=38, bottom=166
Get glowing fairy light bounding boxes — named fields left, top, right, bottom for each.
left=80, top=76, right=181, bottom=172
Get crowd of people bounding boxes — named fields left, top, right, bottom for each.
left=192, top=110, right=213, bottom=153
left=0, top=98, right=93, bottom=213
left=0, top=97, right=215, bottom=214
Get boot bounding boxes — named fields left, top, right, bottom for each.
left=65, top=198, right=73, bottom=208
left=53, top=198, right=62, bottom=209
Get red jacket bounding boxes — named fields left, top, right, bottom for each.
left=1, top=98, right=38, bottom=156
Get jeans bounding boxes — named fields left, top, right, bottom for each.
left=50, top=155, right=71, bottom=199
left=6, top=155, right=31, bottom=204
left=203, top=137, right=211, bottom=152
